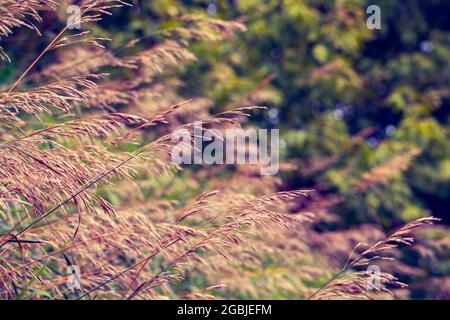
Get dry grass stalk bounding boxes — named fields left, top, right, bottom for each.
left=309, top=217, right=439, bottom=300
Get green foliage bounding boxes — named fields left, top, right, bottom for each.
left=106, top=0, right=450, bottom=298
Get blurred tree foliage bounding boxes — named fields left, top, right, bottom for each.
left=99, top=0, right=450, bottom=228
left=95, top=1, right=450, bottom=298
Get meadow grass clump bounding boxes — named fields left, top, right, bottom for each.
left=0, top=1, right=438, bottom=300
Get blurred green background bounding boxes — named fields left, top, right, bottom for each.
left=92, top=0, right=450, bottom=225
left=88, top=0, right=450, bottom=221
left=100, top=0, right=450, bottom=298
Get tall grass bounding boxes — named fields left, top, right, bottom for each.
left=0, top=1, right=437, bottom=299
